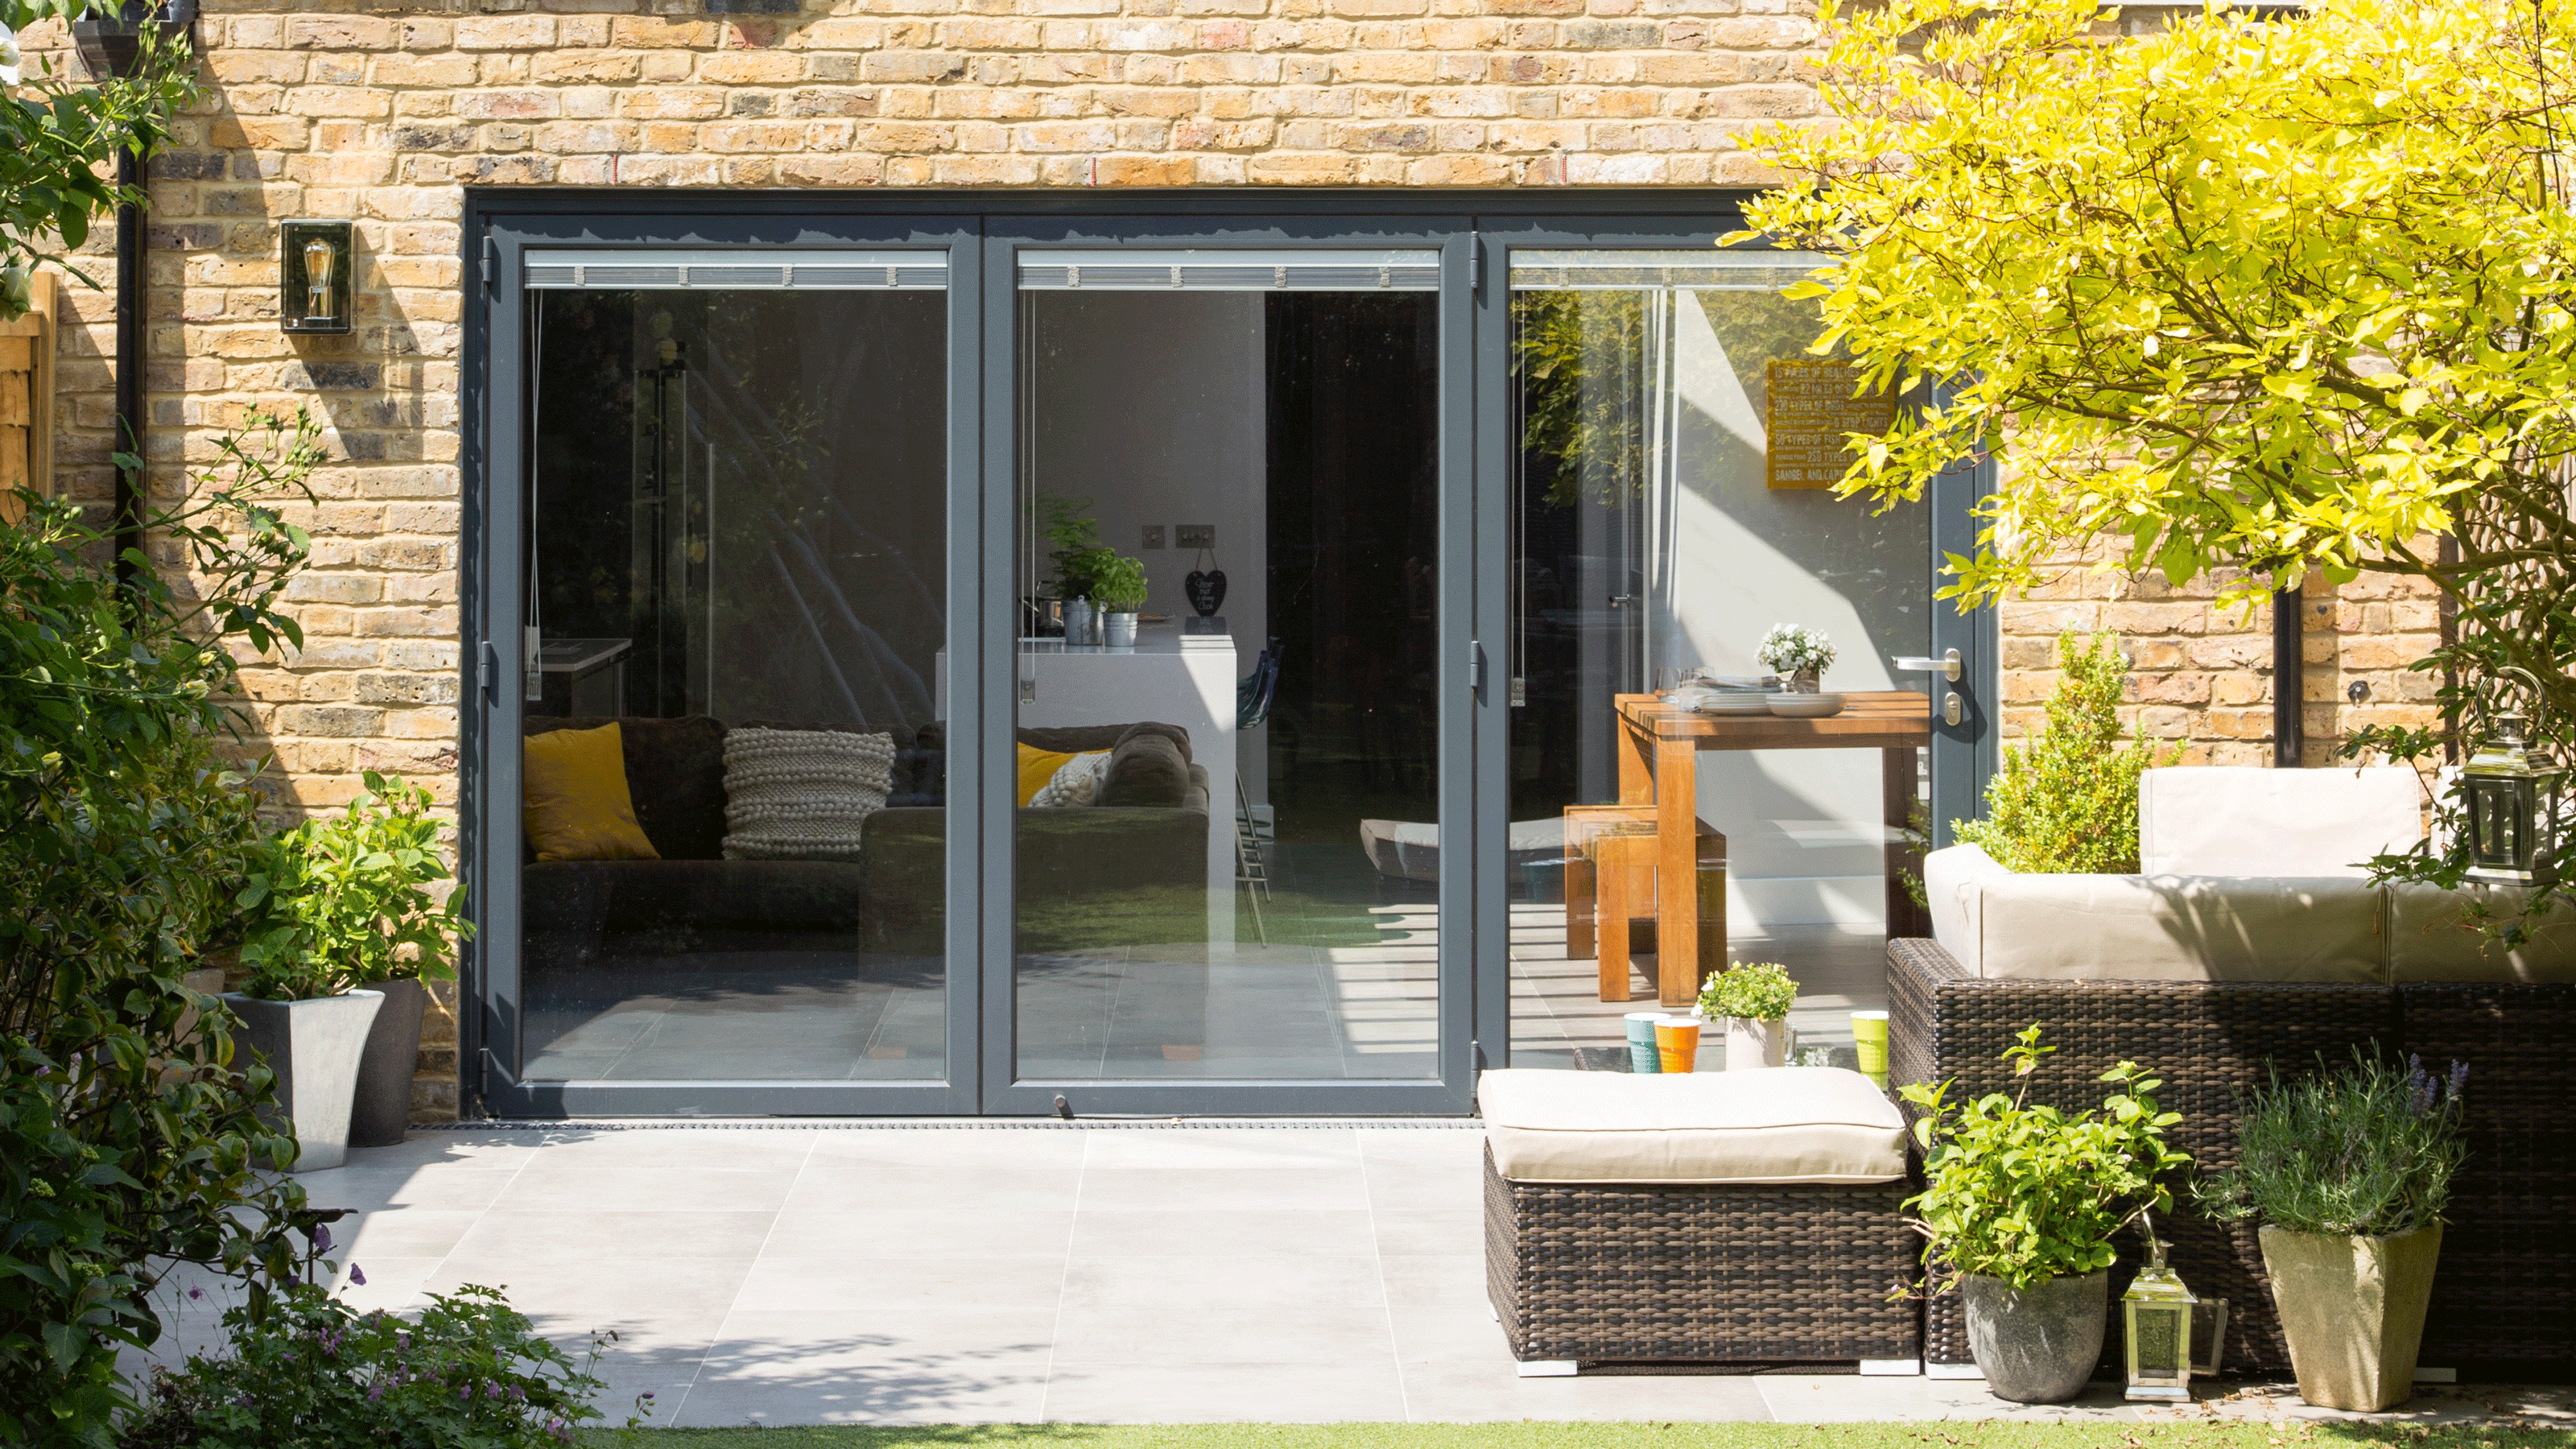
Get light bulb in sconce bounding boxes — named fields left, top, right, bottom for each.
left=302, top=236, right=336, bottom=321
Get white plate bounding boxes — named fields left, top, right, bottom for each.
left=1766, top=691, right=1847, bottom=718
left=1678, top=690, right=1773, bottom=714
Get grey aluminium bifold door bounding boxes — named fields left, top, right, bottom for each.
left=977, top=219, right=1480, bottom=1117
left=472, top=217, right=985, bottom=1117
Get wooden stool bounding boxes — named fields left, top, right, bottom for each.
left=1563, top=807, right=1727, bottom=1005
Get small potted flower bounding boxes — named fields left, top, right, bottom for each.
left=2196, top=1051, right=2467, bottom=1412
left=1698, top=960, right=1796, bottom=1070
left=236, top=771, right=474, bottom=1161
left=1757, top=624, right=1836, bottom=692
left=1901, top=1026, right=2190, bottom=1404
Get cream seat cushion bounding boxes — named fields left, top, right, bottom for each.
left=2139, top=766, right=2422, bottom=877
left=1477, top=1067, right=1905, bottom=1185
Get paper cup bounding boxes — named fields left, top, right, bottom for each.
left=1624, top=1012, right=1666, bottom=1075
left=1653, top=1017, right=1702, bottom=1074
left=1852, top=1009, right=1890, bottom=1086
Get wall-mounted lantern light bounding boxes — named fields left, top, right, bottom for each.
left=2462, top=685, right=2564, bottom=888
left=280, top=220, right=354, bottom=335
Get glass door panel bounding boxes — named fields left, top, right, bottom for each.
left=517, top=253, right=951, bottom=1083
left=1504, top=250, right=1932, bottom=1071
left=1005, top=250, right=1445, bottom=1084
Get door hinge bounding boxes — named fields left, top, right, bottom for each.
left=481, top=234, right=497, bottom=289
left=1467, top=639, right=1486, bottom=695
left=1468, top=236, right=1482, bottom=295
left=478, top=639, right=500, bottom=703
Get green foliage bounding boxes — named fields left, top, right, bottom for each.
left=0, top=411, right=325, bottom=1447
left=1698, top=960, right=1798, bottom=1022
left=1901, top=1027, right=2191, bottom=1292
left=1, top=2, right=200, bottom=322
left=120, top=1282, right=644, bottom=1449
left=2197, top=1051, right=2468, bottom=1240
left=1955, top=634, right=2174, bottom=874
left=1032, top=494, right=1104, bottom=598
left=1088, top=552, right=1149, bottom=613
left=1732, top=0, right=2576, bottom=924
left=235, top=771, right=474, bottom=1002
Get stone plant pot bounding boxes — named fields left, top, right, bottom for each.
left=349, top=977, right=427, bottom=1149
left=2261, top=1223, right=2443, bottom=1412
left=1722, top=1016, right=1786, bottom=1071
left=1963, top=1270, right=2108, bottom=1403
left=224, top=989, right=384, bottom=1173
left=1103, top=611, right=1139, bottom=647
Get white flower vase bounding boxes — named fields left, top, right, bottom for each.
left=1723, top=1017, right=1787, bottom=1071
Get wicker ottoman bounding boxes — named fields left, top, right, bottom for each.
left=1480, top=1067, right=1924, bottom=1375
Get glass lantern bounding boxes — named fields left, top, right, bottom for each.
left=2122, top=1236, right=2198, bottom=1402
left=2462, top=705, right=2564, bottom=887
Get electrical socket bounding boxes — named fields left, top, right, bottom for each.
left=1175, top=524, right=1216, bottom=549
left=1141, top=525, right=1166, bottom=549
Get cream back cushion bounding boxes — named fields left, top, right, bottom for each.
left=1478, top=1067, right=1905, bottom=1184
left=720, top=727, right=895, bottom=861
left=2139, top=766, right=2422, bottom=877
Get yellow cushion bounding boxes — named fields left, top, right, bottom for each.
left=1016, top=743, right=1077, bottom=807
left=523, top=722, right=659, bottom=863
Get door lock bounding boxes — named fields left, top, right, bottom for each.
left=1944, top=691, right=1963, bottom=727
left=1896, top=648, right=1963, bottom=683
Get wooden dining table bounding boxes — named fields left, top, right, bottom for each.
left=1615, top=690, right=1934, bottom=1006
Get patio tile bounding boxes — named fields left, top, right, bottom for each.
left=1070, top=1208, right=1377, bottom=1258
left=1362, top=1163, right=1481, bottom=1212
left=1051, top=1254, right=1389, bottom=1366
left=731, top=1254, right=1067, bottom=1313
left=1075, top=1166, right=1373, bottom=1212
left=784, top=1162, right=1086, bottom=1213
left=675, top=1310, right=1056, bottom=1426
left=492, top=1165, right=800, bottom=1213
left=344, top=1133, right=550, bottom=1170
left=423, top=1255, right=754, bottom=1356
left=1080, top=1128, right=1360, bottom=1170
left=762, top=1208, right=1079, bottom=1258
left=1755, top=1376, right=2143, bottom=1423
left=1386, top=1298, right=1513, bottom=1364
left=803, top=1129, right=1089, bottom=1169
left=293, top=1164, right=522, bottom=1212
left=1370, top=1209, right=1481, bottom=1257
left=325, top=1253, right=444, bottom=1314
left=332, top=1206, right=486, bottom=1260
left=1042, top=1363, right=1410, bottom=1423
left=449, top=1210, right=778, bottom=1261
left=504, top=1130, right=819, bottom=1174
left=1397, top=1361, right=1777, bottom=1422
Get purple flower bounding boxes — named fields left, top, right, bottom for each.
left=349, top=1264, right=366, bottom=1286
left=187, top=1286, right=204, bottom=1301
left=2448, top=1059, right=2471, bottom=1101
left=640, top=1392, right=654, bottom=1402
left=312, top=1224, right=332, bottom=1253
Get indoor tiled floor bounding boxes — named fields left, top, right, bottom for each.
left=133, top=1123, right=2574, bottom=1429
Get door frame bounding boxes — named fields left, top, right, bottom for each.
left=458, top=189, right=1967, bottom=1117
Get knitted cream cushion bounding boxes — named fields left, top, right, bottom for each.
left=1028, top=750, right=1111, bottom=808
left=720, top=727, right=895, bottom=861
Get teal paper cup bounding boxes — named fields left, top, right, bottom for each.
left=1624, top=1013, right=1665, bottom=1074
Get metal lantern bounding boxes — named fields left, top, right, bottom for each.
left=2462, top=702, right=2564, bottom=888
left=2122, top=1235, right=2198, bottom=1402
left=279, top=219, right=353, bottom=335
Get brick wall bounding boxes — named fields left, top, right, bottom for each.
left=15, top=0, right=2440, bottom=1118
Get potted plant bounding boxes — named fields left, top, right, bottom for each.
left=1901, top=1026, right=2190, bottom=1403
left=1757, top=624, right=1835, bottom=692
left=237, top=770, right=474, bottom=1159
left=1091, top=551, right=1150, bottom=647
left=2196, top=1051, right=2467, bottom=1411
left=1034, top=493, right=1102, bottom=638
left=1697, top=960, right=1796, bottom=1070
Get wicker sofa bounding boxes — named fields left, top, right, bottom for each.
left=1898, top=768, right=2576, bottom=1381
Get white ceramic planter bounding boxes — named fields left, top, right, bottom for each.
left=1102, top=612, right=1139, bottom=647
left=225, top=989, right=385, bottom=1172
left=1722, top=1017, right=1787, bottom=1070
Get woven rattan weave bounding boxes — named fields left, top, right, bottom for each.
left=1484, top=1147, right=1921, bottom=1365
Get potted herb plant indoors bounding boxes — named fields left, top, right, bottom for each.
left=236, top=771, right=474, bottom=1160
left=2197, top=1052, right=2467, bottom=1412
left=1901, top=1027, right=2190, bottom=1403
left=1091, top=551, right=1150, bottom=647
left=1757, top=624, right=1835, bottom=693
left=1698, top=960, right=1796, bottom=1070
left=1032, top=493, right=1103, bottom=638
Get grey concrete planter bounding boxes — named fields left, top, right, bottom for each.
left=349, top=977, right=427, bottom=1149
left=225, top=989, right=383, bottom=1173
left=1963, top=1270, right=2108, bottom=1403
left=2261, top=1223, right=2443, bottom=1411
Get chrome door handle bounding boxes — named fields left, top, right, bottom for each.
left=1896, top=649, right=1962, bottom=683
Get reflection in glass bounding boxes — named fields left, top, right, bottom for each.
left=1007, top=259, right=1442, bottom=1081
left=518, top=274, right=947, bottom=1081
left=1506, top=252, right=1931, bottom=1071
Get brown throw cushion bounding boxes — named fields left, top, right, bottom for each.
left=1098, top=732, right=1192, bottom=807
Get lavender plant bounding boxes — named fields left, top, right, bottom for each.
left=2197, top=1051, right=2469, bottom=1239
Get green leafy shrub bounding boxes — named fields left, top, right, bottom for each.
left=1089, top=552, right=1150, bottom=613
left=1955, top=633, right=2176, bottom=873
left=2197, top=1051, right=2467, bottom=1238
left=1033, top=493, right=1103, bottom=597
left=1698, top=960, right=1798, bottom=1021
left=119, top=1282, right=643, bottom=1449
left=1901, top=1026, right=2191, bottom=1291
left=0, top=412, right=326, bottom=1446
left=236, top=771, right=475, bottom=1002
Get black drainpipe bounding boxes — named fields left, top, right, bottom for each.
left=2273, top=579, right=2303, bottom=768
left=72, top=0, right=196, bottom=596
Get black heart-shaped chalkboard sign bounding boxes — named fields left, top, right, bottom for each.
left=1185, top=568, right=1228, bottom=617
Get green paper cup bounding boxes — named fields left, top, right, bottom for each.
left=1852, top=1010, right=1889, bottom=1086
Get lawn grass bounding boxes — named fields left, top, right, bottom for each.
left=592, top=1422, right=2576, bottom=1449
